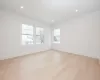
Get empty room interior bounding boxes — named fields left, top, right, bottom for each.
left=0, top=0, right=100, bottom=80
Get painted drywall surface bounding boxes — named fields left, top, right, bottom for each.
left=0, top=10, right=51, bottom=60
left=52, top=11, right=100, bottom=59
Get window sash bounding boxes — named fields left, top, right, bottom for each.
left=36, top=27, right=44, bottom=44
left=22, top=24, right=34, bottom=45
left=53, top=28, right=60, bottom=43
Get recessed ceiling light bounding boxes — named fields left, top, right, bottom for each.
left=20, top=6, right=24, bottom=9
left=76, top=9, right=78, bottom=12
left=52, top=20, right=54, bottom=22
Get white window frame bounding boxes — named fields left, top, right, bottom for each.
left=22, top=24, right=34, bottom=45
left=53, top=28, right=60, bottom=43
left=36, top=27, right=44, bottom=44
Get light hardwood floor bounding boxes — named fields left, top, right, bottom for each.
left=0, top=50, right=100, bottom=80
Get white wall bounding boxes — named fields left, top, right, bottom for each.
left=0, top=10, right=51, bottom=60
left=52, top=11, right=100, bottom=59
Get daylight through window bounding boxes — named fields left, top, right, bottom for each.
left=53, top=28, right=60, bottom=43
left=36, top=27, right=44, bottom=44
left=22, top=24, right=34, bottom=45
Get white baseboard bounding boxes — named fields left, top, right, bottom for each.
left=52, top=49, right=99, bottom=60
left=0, top=49, right=50, bottom=60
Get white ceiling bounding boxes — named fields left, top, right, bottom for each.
left=0, top=0, right=100, bottom=25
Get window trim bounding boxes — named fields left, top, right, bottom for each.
left=36, top=27, right=44, bottom=44
left=22, top=24, right=34, bottom=45
left=53, top=28, right=60, bottom=44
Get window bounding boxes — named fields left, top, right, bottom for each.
left=36, top=27, right=44, bottom=44
left=22, top=24, right=34, bottom=45
left=53, top=28, right=60, bottom=43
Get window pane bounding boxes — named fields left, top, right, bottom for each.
left=22, top=24, right=33, bottom=35
left=36, top=27, right=44, bottom=44
left=54, top=28, right=60, bottom=43
left=22, top=24, right=34, bottom=45
left=54, top=29, right=60, bottom=36
left=22, top=35, right=33, bottom=45
left=36, top=27, right=44, bottom=35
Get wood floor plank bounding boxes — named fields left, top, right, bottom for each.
left=0, top=50, right=100, bottom=80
